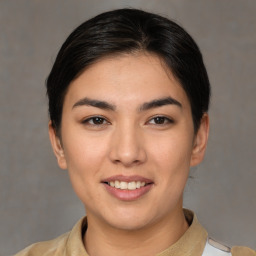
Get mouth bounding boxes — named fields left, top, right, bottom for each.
left=102, top=175, right=154, bottom=201
left=105, top=180, right=149, bottom=190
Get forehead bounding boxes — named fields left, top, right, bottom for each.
left=64, top=53, right=190, bottom=110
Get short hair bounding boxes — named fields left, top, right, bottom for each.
left=46, top=8, right=210, bottom=134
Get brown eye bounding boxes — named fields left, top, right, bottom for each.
left=82, top=116, right=109, bottom=126
left=148, top=116, right=173, bottom=125
left=90, top=117, right=105, bottom=125
left=153, top=117, right=165, bottom=124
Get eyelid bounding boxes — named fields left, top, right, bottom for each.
left=81, top=115, right=111, bottom=125
left=146, top=115, right=174, bottom=125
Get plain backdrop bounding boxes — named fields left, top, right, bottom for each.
left=0, top=1, right=255, bottom=255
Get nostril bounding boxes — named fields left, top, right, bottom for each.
left=113, top=158, right=143, bottom=167
left=108, top=134, right=147, bottom=166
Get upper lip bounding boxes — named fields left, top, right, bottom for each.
left=102, top=175, right=153, bottom=184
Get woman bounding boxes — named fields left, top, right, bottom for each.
left=15, top=8, right=255, bottom=256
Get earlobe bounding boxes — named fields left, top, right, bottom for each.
left=48, top=121, right=67, bottom=170
left=190, top=114, right=209, bottom=167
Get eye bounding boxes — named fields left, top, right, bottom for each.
left=147, top=116, right=174, bottom=125
left=82, top=116, right=110, bottom=126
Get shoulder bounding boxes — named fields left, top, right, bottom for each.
left=202, top=238, right=256, bottom=256
left=13, top=232, right=70, bottom=256
left=13, top=217, right=87, bottom=256
left=231, top=246, right=256, bottom=256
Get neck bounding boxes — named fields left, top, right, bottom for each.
left=84, top=207, right=189, bottom=256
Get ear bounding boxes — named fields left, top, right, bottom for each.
left=48, top=121, right=67, bottom=170
left=190, top=114, right=209, bottom=167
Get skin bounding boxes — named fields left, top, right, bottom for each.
left=49, top=53, right=209, bottom=256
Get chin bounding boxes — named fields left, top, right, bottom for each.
left=108, top=217, right=152, bottom=231
left=101, top=207, right=159, bottom=231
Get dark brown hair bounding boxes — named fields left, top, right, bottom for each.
left=46, top=8, right=210, bottom=133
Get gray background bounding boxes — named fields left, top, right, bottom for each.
left=0, top=0, right=255, bottom=255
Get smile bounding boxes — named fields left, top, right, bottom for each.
left=102, top=175, right=154, bottom=201
left=107, top=181, right=146, bottom=190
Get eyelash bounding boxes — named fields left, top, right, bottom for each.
left=81, top=115, right=174, bottom=127
left=81, top=116, right=110, bottom=126
left=147, top=116, right=174, bottom=126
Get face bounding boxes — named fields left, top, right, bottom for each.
left=49, top=53, right=209, bottom=231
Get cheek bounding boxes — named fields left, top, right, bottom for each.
left=61, top=130, right=109, bottom=196
left=148, top=131, right=193, bottom=181
left=63, top=128, right=109, bottom=168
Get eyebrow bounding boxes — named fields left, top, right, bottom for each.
left=72, top=96, right=182, bottom=111
left=138, top=97, right=182, bottom=111
left=72, top=97, right=116, bottom=111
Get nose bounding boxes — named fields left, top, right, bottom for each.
left=109, top=122, right=147, bottom=167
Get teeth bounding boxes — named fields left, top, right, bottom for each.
left=120, top=181, right=128, bottom=189
left=128, top=181, right=136, bottom=190
left=108, top=181, right=147, bottom=190
left=114, top=180, right=120, bottom=188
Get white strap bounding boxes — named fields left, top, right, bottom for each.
left=202, top=238, right=232, bottom=256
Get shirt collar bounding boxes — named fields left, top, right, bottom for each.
left=65, top=209, right=207, bottom=256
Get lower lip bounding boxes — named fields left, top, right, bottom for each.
left=103, top=183, right=153, bottom=201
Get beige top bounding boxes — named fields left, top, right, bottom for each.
left=14, top=210, right=255, bottom=256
